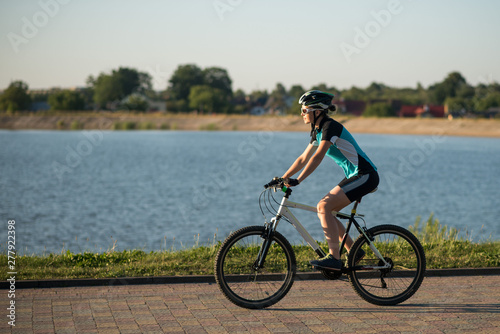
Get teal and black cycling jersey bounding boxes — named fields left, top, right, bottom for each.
left=310, top=117, right=377, bottom=179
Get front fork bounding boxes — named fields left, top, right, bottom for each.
left=253, top=219, right=277, bottom=270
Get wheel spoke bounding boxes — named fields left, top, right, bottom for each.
left=348, top=225, right=426, bottom=306
left=215, top=226, right=296, bottom=309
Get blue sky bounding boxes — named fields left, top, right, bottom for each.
left=1, top=0, right=499, bottom=93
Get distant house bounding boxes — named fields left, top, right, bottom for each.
left=148, top=100, right=167, bottom=112
left=486, top=107, right=500, bottom=118
left=250, top=106, right=266, bottom=115
left=399, top=105, right=420, bottom=117
left=332, top=99, right=366, bottom=116
left=419, top=105, right=445, bottom=118
left=262, top=95, right=295, bottom=115
left=31, top=101, right=50, bottom=111
left=399, top=104, right=445, bottom=118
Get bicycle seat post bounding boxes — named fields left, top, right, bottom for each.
left=351, top=198, right=361, bottom=215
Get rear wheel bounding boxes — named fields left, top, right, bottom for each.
left=214, top=226, right=296, bottom=309
left=348, top=224, right=426, bottom=306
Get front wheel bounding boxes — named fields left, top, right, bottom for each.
left=348, top=224, right=426, bottom=306
left=214, top=226, right=296, bottom=309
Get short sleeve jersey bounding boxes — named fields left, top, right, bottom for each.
left=310, top=117, right=377, bottom=179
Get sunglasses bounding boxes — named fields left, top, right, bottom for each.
left=300, top=107, right=321, bottom=116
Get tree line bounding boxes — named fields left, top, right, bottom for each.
left=1, top=64, right=499, bottom=117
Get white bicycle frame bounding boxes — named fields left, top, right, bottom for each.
left=268, top=192, right=390, bottom=269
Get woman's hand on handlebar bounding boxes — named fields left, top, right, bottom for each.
left=284, top=178, right=300, bottom=187
left=264, top=177, right=300, bottom=189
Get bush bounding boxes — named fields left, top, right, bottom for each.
left=112, top=121, right=137, bottom=130
left=199, top=123, right=219, bottom=131
left=123, top=121, right=136, bottom=130
left=138, top=122, right=155, bottom=130
left=159, top=122, right=178, bottom=130
left=70, top=120, right=83, bottom=130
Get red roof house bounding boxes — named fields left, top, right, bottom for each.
left=399, top=105, right=445, bottom=118
left=399, top=105, right=420, bottom=117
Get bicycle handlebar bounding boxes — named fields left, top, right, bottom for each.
left=264, top=178, right=284, bottom=189
left=264, top=178, right=293, bottom=198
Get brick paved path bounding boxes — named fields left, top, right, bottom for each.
left=1, top=275, right=499, bottom=333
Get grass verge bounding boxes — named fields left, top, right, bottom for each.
left=1, top=215, right=498, bottom=280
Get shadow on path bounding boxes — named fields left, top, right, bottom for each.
left=271, top=303, right=500, bottom=314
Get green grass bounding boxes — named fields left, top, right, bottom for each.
left=409, top=214, right=499, bottom=268
left=0, top=246, right=219, bottom=280
left=1, top=215, right=498, bottom=280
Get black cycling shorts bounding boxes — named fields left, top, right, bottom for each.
left=338, top=171, right=379, bottom=202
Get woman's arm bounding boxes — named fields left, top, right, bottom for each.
left=282, top=143, right=317, bottom=179
left=296, top=140, right=332, bottom=183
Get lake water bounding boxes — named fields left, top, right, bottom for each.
left=1, top=130, right=499, bottom=255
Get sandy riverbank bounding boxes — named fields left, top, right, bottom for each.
left=1, top=113, right=499, bottom=137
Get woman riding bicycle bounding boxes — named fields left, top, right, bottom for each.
left=281, top=90, right=379, bottom=271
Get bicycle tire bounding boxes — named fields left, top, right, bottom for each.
left=348, top=224, right=426, bottom=306
left=214, top=226, right=296, bottom=309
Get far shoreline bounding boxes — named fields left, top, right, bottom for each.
left=1, top=113, right=500, bottom=138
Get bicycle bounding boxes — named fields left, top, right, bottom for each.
left=214, top=178, right=426, bottom=309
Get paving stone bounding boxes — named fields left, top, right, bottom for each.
left=1, top=275, right=498, bottom=333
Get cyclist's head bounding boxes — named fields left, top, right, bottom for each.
left=299, top=90, right=336, bottom=117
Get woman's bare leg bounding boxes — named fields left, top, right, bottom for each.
left=317, top=186, right=352, bottom=259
